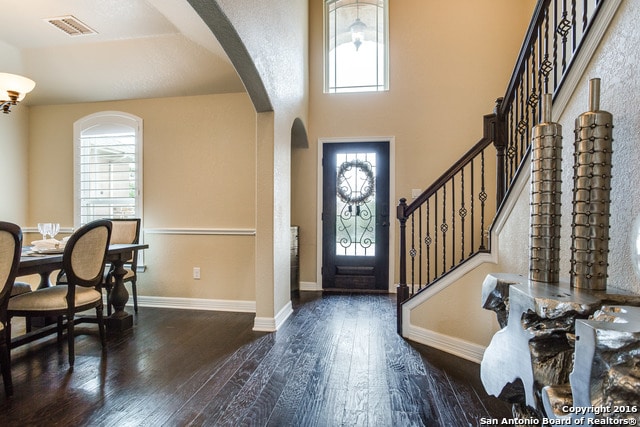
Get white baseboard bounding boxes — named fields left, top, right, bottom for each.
left=133, top=295, right=256, bottom=313
left=299, top=281, right=321, bottom=291
left=406, top=324, right=486, bottom=364
left=253, top=300, right=293, bottom=332
left=131, top=295, right=294, bottom=333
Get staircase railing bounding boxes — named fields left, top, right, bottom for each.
left=396, top=0, right=607, bottom=333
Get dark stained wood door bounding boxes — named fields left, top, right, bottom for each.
left=322, top=141, right=390, bottom=291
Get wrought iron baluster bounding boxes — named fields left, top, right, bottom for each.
left=519, top=79, right=528, bottom=163
left=434, top=192, right=439, bottom=279
left=451, top=177, right=456, bottom=269
left=530, top=45, right=539, bottom=126
left=479, top=150, right=487, bottom=251
left=583, top=0, right=588, bottom=33
left=508, top=109, right=516, bottom=184
left=410, top=212, right=416, bottom=295
left=571, top=0, right=577, bottom=52
left=441, top=184, right=447, bottom=275
left=553, top=0, right=560, bottom=91
left=517, top=82, right=524, bottom=164
left=459, top=167, right=467, bottom=262
left=543, top=8, right=551, bottom=93
left=523, top=60, right=530, bottom=165
left=557, top=0, right=572, bottom=73
left=526, top=47, right=538, bottom=149
left=425, top=199, right=431, bottom=284
left=470, top=159, right=475, bottom=256
left=418, top=207, right=423, bottom=291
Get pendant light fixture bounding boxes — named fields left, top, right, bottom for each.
left=349, top=0, right=367, bottom=51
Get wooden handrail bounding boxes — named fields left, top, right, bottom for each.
left=402, top=108, right=501, bottom=219
left=500, top=0, right=551, bottom=112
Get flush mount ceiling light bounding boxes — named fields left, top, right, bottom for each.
left=0, top=73, right=36, bottom=114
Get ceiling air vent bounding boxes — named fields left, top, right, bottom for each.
left=46, top=15, right=97, bottom=36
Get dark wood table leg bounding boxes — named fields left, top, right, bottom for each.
left=36, top=271, right=52, bottom=289
left=32, top=270, right=55, bottom=327
left=106, top=255, right=133, bottom=332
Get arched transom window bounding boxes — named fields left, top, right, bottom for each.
left=324, top=0, right=389, bottom=93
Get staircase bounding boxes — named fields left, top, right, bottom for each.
left=396, top=0, right=612, bottom=333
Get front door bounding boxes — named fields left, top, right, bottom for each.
left=322, top=141, right=390, bottom=291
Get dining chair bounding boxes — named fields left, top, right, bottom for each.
left=7, top=219, right=112, bottom=368
left=103, top=218, right=141, bottom=315
left=0, top=221, right=22, bottom=397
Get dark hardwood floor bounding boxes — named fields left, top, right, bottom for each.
left=0, top=292, right=510, bottom=426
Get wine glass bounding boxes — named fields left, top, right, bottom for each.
left=37, top=223, right=50, bottom=240
left=49, top=223, right=60, bottom=240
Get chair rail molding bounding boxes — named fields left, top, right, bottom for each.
left=144, top=228, right=256, bottom=236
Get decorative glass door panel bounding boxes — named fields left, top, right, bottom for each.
left=335, top=152, right=377, bottom=256
left=323, top=141, right=389, bottom=290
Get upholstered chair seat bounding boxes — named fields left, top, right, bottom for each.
left=9, top=286, right=101, bottom=312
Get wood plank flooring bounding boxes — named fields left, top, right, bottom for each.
left=0, top=291, right=510, bottom=426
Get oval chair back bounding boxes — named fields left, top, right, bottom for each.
left=0, top=221, right=23, bottom=396
left=64, top=220, right=112, bottom=291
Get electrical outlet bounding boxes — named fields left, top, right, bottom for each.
left=412, top=188, right=422, bottom=199
left=193, top=267, right=200, bottom=279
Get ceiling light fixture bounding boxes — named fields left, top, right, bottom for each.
left=0, top=73, right=36, bottom=114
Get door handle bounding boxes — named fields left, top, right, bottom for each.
left=381, top=203, right=389, bottom=227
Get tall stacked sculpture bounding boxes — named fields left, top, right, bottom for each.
left=570, top=78, right=614, bottom=290
left=529, top=94, right=563, bottom=283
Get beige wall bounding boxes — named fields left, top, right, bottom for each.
left=411, top=0, right=640, bottom=348
left=294, top=0, right=536, bottom=285
left=23, top=93, right=257, bottom=301
left=0, top=106, right=29, bottom=225
left=0, top=41, right=31, bottom=225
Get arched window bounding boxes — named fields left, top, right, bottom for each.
left=73, top=111, right=143, bottom=227
left=324, top=0, right=389, bottom=93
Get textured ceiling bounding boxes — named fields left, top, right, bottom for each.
left=0, top=0, right=245, bottom=106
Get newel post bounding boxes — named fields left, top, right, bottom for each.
left=491, top=97, right=507, bottom=207
left=396, top=198, right=409, bottom=334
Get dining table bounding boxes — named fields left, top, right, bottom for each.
left=15, top=243, right=148, bottom=345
